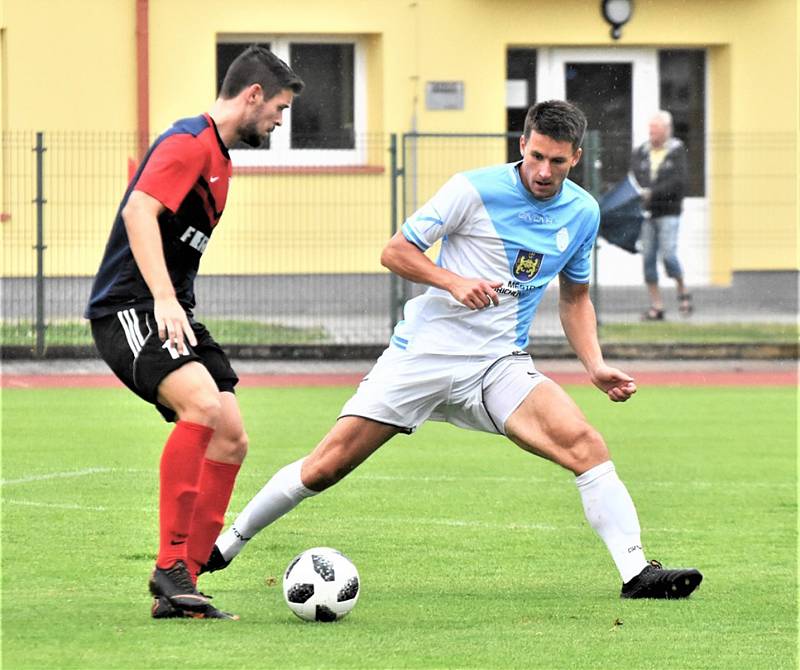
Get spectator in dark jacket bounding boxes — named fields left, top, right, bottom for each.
left=631, top=111, right=692, bottom=320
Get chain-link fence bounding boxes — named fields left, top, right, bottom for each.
left=1, top=130, right=796, bottom=358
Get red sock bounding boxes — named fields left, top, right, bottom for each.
left=156, top=421, right=214, bottom=569
left=186, top=458, right=241, bottom=580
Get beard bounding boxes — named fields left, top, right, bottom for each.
left=238, top=120, right=268, bottom=148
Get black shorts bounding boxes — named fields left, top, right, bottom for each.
left=90, top=307, right=239, bottom=422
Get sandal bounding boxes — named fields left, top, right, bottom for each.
left=641, top=307, right=665, bottom=321
left=678, top=293, right=693, bottom=316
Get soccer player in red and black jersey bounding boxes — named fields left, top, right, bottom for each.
left=85, top=46, right=303, bottom=620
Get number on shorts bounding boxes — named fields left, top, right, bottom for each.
left=162, top=340, right=190, bottom=360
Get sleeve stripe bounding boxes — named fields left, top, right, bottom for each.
left=390, top=335, right=408, bottom=349
left=414, top=215, right=443, bottom=226
left=402, top=223, right=429, bottom=251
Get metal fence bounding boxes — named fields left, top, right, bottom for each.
left=1, top=130, right=796, bottom=358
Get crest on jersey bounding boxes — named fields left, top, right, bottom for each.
left=512, top=250, right=544, bottom=281
left=556, top=227, right=570, bottom=252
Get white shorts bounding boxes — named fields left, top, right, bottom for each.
left=339, top=348, right=549, bottom=435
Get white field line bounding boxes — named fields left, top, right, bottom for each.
left=0, top=466, right=794, bottom=491
left=357, top=474, right=556, bottom=485
left=3, top=498, right=564, bottom=531
left=353, top=515, right=566, bottom=532
left=3, top=499, right=112, bottom=512
left=0, top=467, right=113, bottom=486
left=338, top=473, right=796, bottom=490
left=0, top=498, right=706, bottom=535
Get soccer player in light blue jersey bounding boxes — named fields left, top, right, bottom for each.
left=205, top=100, right=702, bottom=600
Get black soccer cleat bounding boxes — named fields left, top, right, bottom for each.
left=149, top=560, right=210, bottom=611
left=151, top=596, right=239, bottom=620
left=198, top=545, right=232, bottom=576
left=621, top=560, right=703, bottom=599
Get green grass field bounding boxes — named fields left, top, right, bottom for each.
left=2, top=383, right=797, bottom=669
left=1, top=319, right=330, bottom=347
left=2, top=319, right=796, bottom=347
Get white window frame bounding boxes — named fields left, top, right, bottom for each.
left=537, top=47, right=659, bottom=147
left=218, top=34, right=367, bottom=168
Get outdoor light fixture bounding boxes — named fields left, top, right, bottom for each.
left=602, top=0, right=633, bottom=40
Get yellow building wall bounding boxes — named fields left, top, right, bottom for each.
left=701, top=0, right=796, bottom=275
left=0, top=0, right=796, bottom=280
left=1, top=0, right=137, bottom=131
left=1, top=0, right=138, bottom=278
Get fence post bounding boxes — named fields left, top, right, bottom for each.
left=399, top=133, right=414, bottom=314
left=33, top=132, right=47, bottom=357
left=389, top=133, right=405, bottom=331
left=583, top=130, right=602, bottom=323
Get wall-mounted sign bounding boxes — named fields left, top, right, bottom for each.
left=505, top=79, right=529, bottom=109
left=425, top=81, right=464, bottom=110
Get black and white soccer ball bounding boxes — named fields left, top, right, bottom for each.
left=282, top=547, right=360, bottom=622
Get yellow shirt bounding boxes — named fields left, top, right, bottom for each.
left=649, top=147, right=667, bottom=181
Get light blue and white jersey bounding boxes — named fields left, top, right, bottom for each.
left=393, top=162, right=600, bottom=356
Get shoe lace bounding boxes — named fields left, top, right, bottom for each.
left=166, top=562, right=197, bottom=593
left=647, top=559, right=663, bottom=570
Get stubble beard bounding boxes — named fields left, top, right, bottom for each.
left=239, top=120, right=267, bottom=148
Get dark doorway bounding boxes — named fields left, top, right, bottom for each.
left=565, top=62, right=632, bottom=192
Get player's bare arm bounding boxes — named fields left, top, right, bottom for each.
left=558, top=274, right=636, bottom=403
left=381, top=232, right=502, bottom=310
left=121, top=190, right=197, bottom=353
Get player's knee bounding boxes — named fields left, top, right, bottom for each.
left=178, top=392, right=223, bottom=428
left=218, top=429, right=248, bottom=463
left=231, top=430, right=248, bottom=461
left=564, top=424, right=608, bottom=474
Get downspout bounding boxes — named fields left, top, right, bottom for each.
left=135, top=0, right=149, bottom=161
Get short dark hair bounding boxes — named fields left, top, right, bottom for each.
left=219, top=45, right=305, bottom=100
left=523, top=100, right=587, bottom=151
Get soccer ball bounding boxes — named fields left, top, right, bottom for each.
left=282, top=547, right=360, bottom=622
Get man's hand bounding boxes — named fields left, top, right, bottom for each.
left=589, top=364, right=637, bottom=403
left=122, top=191, right=195, bottom=354
left=154, top=296, right=197, bottom=355
left=447, top=278, right=503, bottom=310
left=380, top=233, right=502, bottom=310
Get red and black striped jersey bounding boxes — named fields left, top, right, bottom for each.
left=85, top=114, right=232, bottom=319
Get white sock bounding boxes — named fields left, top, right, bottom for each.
left=575, top=461, right=648, bottom=583
left=217, top=458, right=318, bottom=561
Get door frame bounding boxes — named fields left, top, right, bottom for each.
left=536, top=47, right=710, bottom=286
left=536, top=48, right=659, bottom=148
